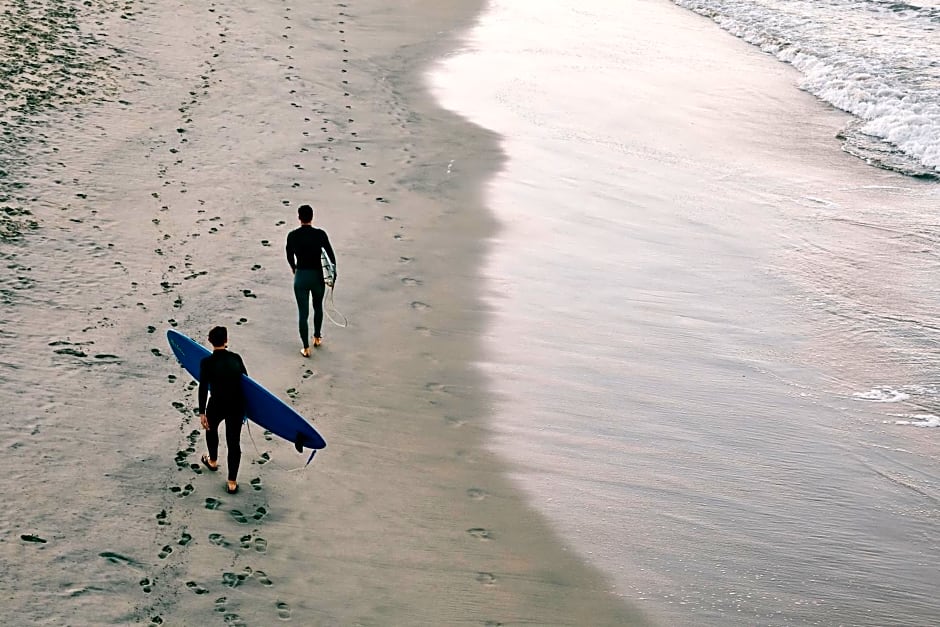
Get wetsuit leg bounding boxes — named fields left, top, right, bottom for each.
left=205, top=408, right=225, bottom=461
left=293, top=272, right=311, bottom=348
left=224, top=414, right=243, bottom=482
left=310, top=281, right=326, bottom=338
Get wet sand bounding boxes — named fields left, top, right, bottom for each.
left=0, top=0, right=645, bottom=624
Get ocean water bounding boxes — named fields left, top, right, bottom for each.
left=431, top=0, right=940, bottom=625
left=675, top=0, right=940, bottom=179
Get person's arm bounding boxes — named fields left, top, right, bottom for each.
left=198, top=357, right=210, bottom=429
left=286, top=231, right=297, bottom=273
left=322, top=233, right=336, bottom=277
left=238, top=354, right=247, bottom=377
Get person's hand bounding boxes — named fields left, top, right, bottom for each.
left=200, top=413, right=209, bottom=430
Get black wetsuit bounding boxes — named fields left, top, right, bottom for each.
left=198, top=349, right=247, bottom=481
left=286, top=225, right=336, bottom=347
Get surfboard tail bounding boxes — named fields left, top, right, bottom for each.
left=295, top=433, right=323, bottom=466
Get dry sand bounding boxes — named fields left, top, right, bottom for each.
left=0, top=0, right=646, bottom=625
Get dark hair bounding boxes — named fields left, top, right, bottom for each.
left=208, top=326, right=228, bottom=347
left=298, top=204, right=314, bottom=223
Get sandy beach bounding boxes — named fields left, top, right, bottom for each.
left=0, top=0, right=643, bottom=625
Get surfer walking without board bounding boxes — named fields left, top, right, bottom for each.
left=286, top=203, right=337, bottom=357
left=198, top=326, right=247, bottom=494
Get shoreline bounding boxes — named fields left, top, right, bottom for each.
left=0, top=0, right=646, bottom=624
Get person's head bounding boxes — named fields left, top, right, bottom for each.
left=208, top=326, right=228, bottom=348
left=298, top=204, right=314, bottom=224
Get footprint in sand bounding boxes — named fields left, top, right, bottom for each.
left=222, top=567, right=253, bottom=588
left=230, top=510, right=249, bottom=524
left=139, top=577, right=153, bottom=593
left=254, top=536, right=268, bottom=553
left=239, top=534, right=252, bottom=549
left=175, top=450, right=190, bottom=469
left=253, top=506, right=268, bottom=521
left=185, top=581, right=210, bottom=595
left=467, top=488, right=487, bottom=500
left=301, top=370, right=314, bottom=380
left=255, top=570, right=273, bottom=587
left=179, top=531, right=193, bottom=546
left=276, top=601, right=292, bottom=620
left=411, top=301, right=429, bottom=311
left=167, top=374, right=177, bottom=383
left=156, top=510, right=169, bottom=526
left=20, top=534, right=46, bottom=543
left=242, top=289, right=256, bottom=298
left=169, top=484, right=194, bottom=498
left=251, top=264, right=262, bottom=271
left=258, top=452, right=271, bottom=465
left=55, top=347, right=87, bottom=358
left=250, top=477, right=262, bottom=491
left=467, top=528, right=493, bottom=541
left=158, top=544, right=173, bottom=559
left=235, top=317, right=248, bottom=326
left=208, top=533, right=227, bottom=547
left=401, top=277, right=422, bottom=286
left=100, top=551, right=141, bottom=566
left=476, top=572, right=497, bottom=586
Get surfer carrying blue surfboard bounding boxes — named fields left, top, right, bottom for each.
left=198, top=326, right=247, bottom=494
left=286, top=204, right=337, bottom=357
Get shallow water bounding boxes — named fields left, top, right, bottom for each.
left=431, top=0, right=940, bottom=624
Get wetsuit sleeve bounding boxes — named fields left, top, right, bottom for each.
left=286, top=230, right=297, bottom=272
left=322, top=232, right=336, bottom=273
left=198, top=356, right=210, bottom=414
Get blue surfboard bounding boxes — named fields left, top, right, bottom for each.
left=166, top=329, right=326, bottom=459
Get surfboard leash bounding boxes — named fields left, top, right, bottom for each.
left=244, top=420, right=313, bottom=474
left=324, top=282, right=348, bottom=328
